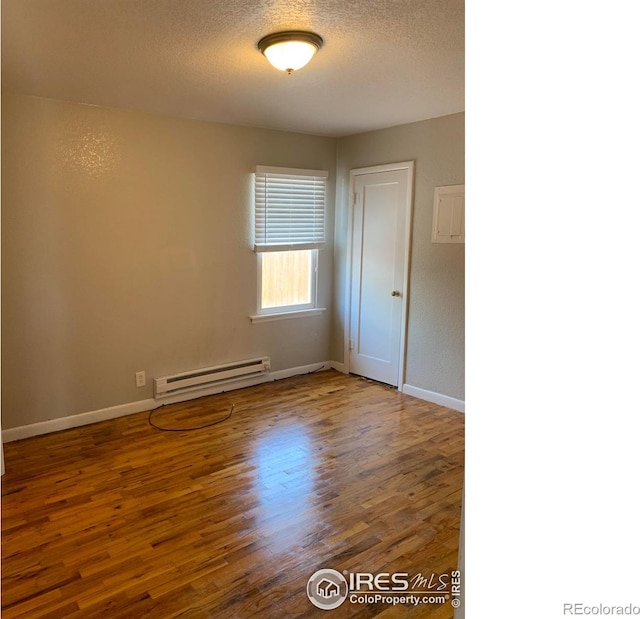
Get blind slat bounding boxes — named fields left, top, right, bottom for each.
left=254, top=167, right=327, bottom=252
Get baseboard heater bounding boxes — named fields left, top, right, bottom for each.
left=154, top=357, right=271, bottom=399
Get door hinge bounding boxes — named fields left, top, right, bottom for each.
left=349, top=339, right=355, bottom=351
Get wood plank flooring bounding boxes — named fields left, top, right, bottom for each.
left=1, top=370, right=464, bottom=618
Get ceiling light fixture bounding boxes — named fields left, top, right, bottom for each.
left=257, top=31, right=323, bottom=75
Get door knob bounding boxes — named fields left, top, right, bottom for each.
left=391, top=290, right=401, bottom=297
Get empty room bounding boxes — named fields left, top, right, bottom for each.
left=1, top=0, right=465, bottom=617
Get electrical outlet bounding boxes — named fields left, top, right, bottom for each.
left=135, top=371, right=146, bottom=388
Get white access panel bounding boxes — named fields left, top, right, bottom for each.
left=432, top=185, right=465, bottom=243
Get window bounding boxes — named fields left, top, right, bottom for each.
left=253, top=166, right=328, bottom=318
left=259, top=249, right=316, bottom=311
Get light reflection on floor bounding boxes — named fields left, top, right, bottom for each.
left=253, top=421, right=318, bottom=553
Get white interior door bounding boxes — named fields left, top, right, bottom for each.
left=348, top=163, right=413, bottom=387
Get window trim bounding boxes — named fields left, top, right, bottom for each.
left=249, top=307, right=326, bottom=324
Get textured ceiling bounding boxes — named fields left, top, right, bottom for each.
left=1, top=0, right=464, bottom=137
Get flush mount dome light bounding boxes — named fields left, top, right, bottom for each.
left=257, top=31, right=323, bottom=74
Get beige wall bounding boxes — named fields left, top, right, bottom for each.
left=1, top=96, right=463, bottom=431
left=1, top=95, right=336, bottom=428
left=333, top=113, right=465, bottom=400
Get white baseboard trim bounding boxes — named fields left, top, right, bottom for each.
left=402, top=384, right=465, bottom=413
left=330, top=360, right=347, bottom=374
left=2, top=398, right=157, bottom=443
left=2, top=361, right=335, bottom=443
left=270, top=361, right=332, bottom=381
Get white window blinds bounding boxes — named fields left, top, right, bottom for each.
left=254, top=166, right=328, bottom=252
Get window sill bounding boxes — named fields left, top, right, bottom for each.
left=249, top=308, right=326, bottom=324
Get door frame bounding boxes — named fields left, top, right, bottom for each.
left=343, top=161, right=415, bottom=390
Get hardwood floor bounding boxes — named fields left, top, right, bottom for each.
left=1, top=370, right=464, bottom=618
